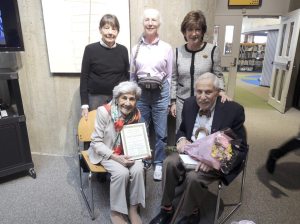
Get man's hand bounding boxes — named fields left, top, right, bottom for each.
left=195, top=161, right=213, bottom=172
left=170, top=103, right=176, bottom=117
left=176, top=138, right=191, bottom=153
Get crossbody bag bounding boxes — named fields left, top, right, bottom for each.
left=133, top=39, right=164, bottom=90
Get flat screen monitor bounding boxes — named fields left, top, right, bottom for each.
left=0, top=0, right=24, bottom=52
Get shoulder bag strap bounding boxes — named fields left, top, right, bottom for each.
left=211, top=45, right=217, bottom=73
left=134, top=39, right=143, bottom=64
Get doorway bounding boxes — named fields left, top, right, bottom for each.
left=235, top=17, right=281, bottom=105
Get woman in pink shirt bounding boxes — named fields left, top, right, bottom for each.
left=130, top=8, right=173, bottom=181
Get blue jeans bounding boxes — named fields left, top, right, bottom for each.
left=137, top=80, right=170, bottom=165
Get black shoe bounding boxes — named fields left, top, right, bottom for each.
left=149, top=209, right=174, bottom=224
left=177, top=212, right=200, bottom=224
left=266, top=150, right=277, bottom=174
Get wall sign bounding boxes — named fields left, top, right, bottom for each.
left=228, top=0, right=262, bottom=7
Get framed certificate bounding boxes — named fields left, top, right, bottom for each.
left=121, top=123, right=151, bottom=160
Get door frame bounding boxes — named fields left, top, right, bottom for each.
left=214, top=15, right=243, bottom=99
left=268, top=9, right=300, bottom=113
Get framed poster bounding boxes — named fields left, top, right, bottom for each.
left=41, top=0, right=130, bottom=73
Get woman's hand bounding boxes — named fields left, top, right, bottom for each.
left=81, top=108, right=89, bottom=120
left=219, top=91, right=232, bottom=103
left=112, top=155, right=135, bottom=167
left=170, top=103, right=176, bottom=117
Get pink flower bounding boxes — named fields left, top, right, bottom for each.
left=215, top=133, right=231, bottom=149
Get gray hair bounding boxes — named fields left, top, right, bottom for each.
left=142, top=8, right=162, bottom=25
left=113, top=81, right=142, bottom=100
left=194, top=72, right=220, bottom=90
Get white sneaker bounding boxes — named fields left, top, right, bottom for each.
left=153, top=165, right=162, bottom=181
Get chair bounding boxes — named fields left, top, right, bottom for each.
left=213, top=153, right=248, bottom=224
left=78, top=110, right=107, bottom=220
left=170, top=152, right=248, bottom=224
left=78, top=109, right=149, bottom=220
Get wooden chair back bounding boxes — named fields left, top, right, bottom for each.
left=78, top=110, right=97, bottom=142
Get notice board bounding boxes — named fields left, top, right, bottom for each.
left=42, top=0, right=130, bottom=73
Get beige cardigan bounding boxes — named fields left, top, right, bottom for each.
left=88, top=106, right=117, bottom=164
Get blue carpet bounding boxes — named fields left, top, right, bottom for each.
left=241, top=75, right=261, bottom=86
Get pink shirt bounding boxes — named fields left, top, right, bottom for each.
left=130, top=36, right=173, bottom=85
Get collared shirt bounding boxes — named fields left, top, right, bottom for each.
left=99, top=39, right=117, bottom=49
left=130, top=36, right=173, bottom=85
left=191, top=101, right=217, bottom=142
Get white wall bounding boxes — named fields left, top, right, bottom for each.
left=241, top=17, right=281, bottom=33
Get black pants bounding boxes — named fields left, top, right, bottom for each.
left=271, top=137, right=300, bottom=159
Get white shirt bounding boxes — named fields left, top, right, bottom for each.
left=191, top=110, right=214, bottom=142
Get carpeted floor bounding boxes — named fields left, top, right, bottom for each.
left=235, top=85, right=272, bottom=110
left=240, top=75, right=261, bottom=86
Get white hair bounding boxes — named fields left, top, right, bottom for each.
left=112, top=81, right=142, bottom=100
left=194, top=72, right=221, bottom=90
left=142, top=8, right=162, bottom=25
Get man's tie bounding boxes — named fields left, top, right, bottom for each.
left=199, top=109, right=211, bottom=118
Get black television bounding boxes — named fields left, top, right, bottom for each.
left=0, top=0, right=24, bottom=52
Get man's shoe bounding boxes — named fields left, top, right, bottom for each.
left=177, top=212, right=200, bottom=224
left=149, top=209, right=174, bottom=224
left=153, top=165, right=162, bottom=181
left=266, top=150, right=277, bottom=174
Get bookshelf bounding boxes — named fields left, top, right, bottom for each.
left=238, top=43, right=265, bottom=72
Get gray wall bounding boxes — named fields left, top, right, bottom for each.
left=289, top=0, right=300, bottom=12
left=17, top=0, right=81, bottom=156
left=16, top=0, right=215, bottom=156
left=129, top=0, right=217, bottom=46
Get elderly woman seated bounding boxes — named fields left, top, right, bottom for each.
left=88, top=81, right=144, bottom=224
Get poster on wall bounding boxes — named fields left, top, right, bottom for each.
left=41, top=0, right=130, bottom=73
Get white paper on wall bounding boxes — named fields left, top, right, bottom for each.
left=41, top=0, right=130, bottom=73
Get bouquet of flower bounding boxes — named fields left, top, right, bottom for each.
left=183, top=129, right=238, bottom=174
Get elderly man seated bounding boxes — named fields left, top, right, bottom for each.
left=150, top=72, right=248, bottom=224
